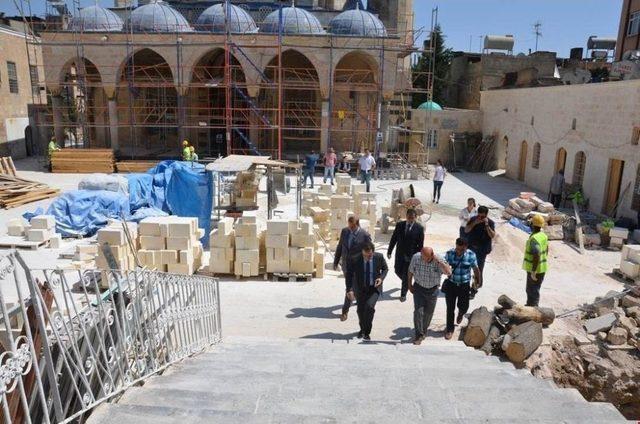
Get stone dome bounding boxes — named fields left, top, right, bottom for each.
left=196, top=3, right=258, bottom=33
left=129, top=0, right=192, bottom=33
left=70, top=5, right=124, bottom=32
left=328, top=7, right=386, bottom=37
left=260, top=6, right=324, bottom=35
left=417, top=101, right=443, bottom=111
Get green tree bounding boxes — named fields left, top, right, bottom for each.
left=411, top=25, right=453, bottom=108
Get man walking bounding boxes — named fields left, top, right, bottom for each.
left=323, top=147, right=337, bottom=185
left=334, top=216, right=372, bottom=321
left=303, top=150, right=319, bottom=188
left=387, top=209, right=424, bottom=302
left=357, top=149, right=376, bottom=192
left=523, top=215, right=549, bottom=307
left=443, top=238, right=481, bottom=340
left=549, top=169, right=565, bottom=208
left=464, top=205, right=495, bottom=298
left=346, top=242, right=388, bottom=340
left=408, top=247, right=451, bottom=345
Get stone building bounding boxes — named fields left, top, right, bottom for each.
left=616, top=0, right=640, bottom=61
left=39, top=0, right=414, bottom=160
left=0, top=21, right=46, bottom=158
left=481, top=79, right=640, bottom=219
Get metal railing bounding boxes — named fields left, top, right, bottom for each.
left=0, top=251, right=221, bottom=424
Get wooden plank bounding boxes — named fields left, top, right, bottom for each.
left=7, top=157, right=17, bottom=176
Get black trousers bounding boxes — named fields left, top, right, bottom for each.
left=445, top=283, right=470, bottom=333
left=342, top=258, right=355, bottom=314
left=356, top=288, right=379, bottom=336
left=526, top=272, right=546, bottom=306
left=550, top=193, right=561, bottom=208
left=396, top=258, right=411, bottom=297
left=469, top=246, right=487, bottom=287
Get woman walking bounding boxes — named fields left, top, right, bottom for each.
left=458, top=198, right=477, bottom=239
left=432, top=159, right=446, bottom=203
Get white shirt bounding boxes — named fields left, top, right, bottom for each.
left=434, top=165, right=446, bottom=182
left=358, top=155, right=376, bottom=172
left=459, top=206, right=477, bottom=227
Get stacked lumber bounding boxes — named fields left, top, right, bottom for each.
left=115, top=161, right=158, bottom=173
left=465, top=137, right=496, bottom=172
left=0, top=174, right=59, bottom=209
left=463, top=294, right=555, bottom=363
left=51, top=148, right=114, bottom=173
left=0, top=157, right=17, bottom=176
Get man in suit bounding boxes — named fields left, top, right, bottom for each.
left=387, top=209, right=425, bottom=302
left=346, top=242, right=388, bottom=340
left=334, top=216, right=372, bottom=321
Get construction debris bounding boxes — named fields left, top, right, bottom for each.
left=0, top=156, right=17, bottom=176
left=0, top=174, right=59, bottom=209
left=51, top=148, right=115, bottom=173
left=501, top=192, right=566, bottom=239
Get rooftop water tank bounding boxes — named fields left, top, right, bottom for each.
left=484, top=35, right=515, bottom=52
left=587, top=36, right=616, bottom=51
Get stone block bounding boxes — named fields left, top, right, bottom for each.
left=318, top=184, right=332, bottom=195
left=290, top=259, right=314, bottom=274
left=236, top=236, right=259, bottom=250
left=217, top=217, right=235, bottom=235
left=351, top=183, right=366, bottom=195
left=316, top=196, right=331, bottom=209
left=609, top=237, right=624, bottom=247
left=236, top=249, right=259, bottom=263
left=622, top=244, right=640, bottom=263
left=168, top=263, right=194, bottom=276
left=331, top=195, right=351, bottom=210
left=584, top=313, right=617, bottom=334
left=314, top=252, right=324, bottom=278
left=139, top=236, right=166, bottom=250
left=621, top=295, right=640, bottom=308
left=235, top=223, right=257, bottom=237
left=266, top=234, right=289, bottom=248
left=210, top=247, right=234, bottom=262
left=166, top=237, right=193, bottom=251
left=97, top=228, right=125, bottom=245
left=27, top=229, right=51, bottom=242
left=30, top=215, right=55, bottom=230
left=291, top=234, right=315, bottom=248
left=266, top=260, right=290, bottom=273
left=209, top=259, right=234, bottom=274
left=620, top=260, right=640, bottom=278
left=210, top=231, right=234, bottom=248
left=168, top=221, right=194, bottom=238
left=159, top=250, right=179, bottom=265
left=49, top=234, right=62, bottom=249
left=290, top=247, right=313, bottom=262
left=288, top=220, right=300, bottom=235
left=240, top=216, right=256, bottom=224
left=7, top=225, right=24, bottom=237
left=179, top=249, right=193, bottom=265
left=138, top=217, right=167, bottom=237
left=609, top=227, right=629, bottom=239
left=266, top=247, right=289, bottom=262
left=335, top=175, right=351, bottom=187
left=267, top=220, right=290, bottom=235
left=234, top=259, right=258, bottom=277
left=606, top=327, right=628, bottom=345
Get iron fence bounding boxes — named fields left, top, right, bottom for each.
left=0, top=250, right=221, bottom=423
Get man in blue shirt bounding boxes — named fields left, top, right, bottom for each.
left=303, top=150, right=319, bottom=188
left=443, top=238, right=481, bottom=340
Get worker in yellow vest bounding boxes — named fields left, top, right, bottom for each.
left=522, top=214, right=548, bottom=307
left=182, top=140, right=191, bottom=161
left=47, top=136, right=61, bottom=171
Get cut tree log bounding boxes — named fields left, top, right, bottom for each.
left=505, top=321, right=543, bottom=363
left=497, top=294, right=517, bottom=309
left=479, top=325, right=501, bottom=355
left=504, top=305, right=555, bottom=326
left=463, top=306, right=494, bottom=347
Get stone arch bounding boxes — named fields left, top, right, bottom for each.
left=260, top=48, right=329, bottom=98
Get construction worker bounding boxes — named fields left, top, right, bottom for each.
left=182, top=140, right=192, bottom=161
left=190, top=146, right=199, bottom=163
left=523, top=214, right=549, bottom=307
left=47, top=136, right=61, bottom=171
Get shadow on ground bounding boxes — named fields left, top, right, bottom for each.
left=454, top=172, right=533, bottom=207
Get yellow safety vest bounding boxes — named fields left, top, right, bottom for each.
left=523, top=231, right=548, bottom=273
left=182, top=146, right=191, bottom=161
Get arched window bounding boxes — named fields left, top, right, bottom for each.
left=573, top=151, right=586, bottom=187
left=555, top=147, right=567, bottom=173
left=532, top=143, right=541, bottom=169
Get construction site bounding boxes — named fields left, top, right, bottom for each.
left=0, top=0, right=639, bottom=423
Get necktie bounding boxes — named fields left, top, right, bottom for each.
left=349, top=231, right=356, bottom=249
left=366, top=260, right=372, bottom=286
left=406, top=223, right=412, bottom=235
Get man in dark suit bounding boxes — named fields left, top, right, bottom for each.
left=387, top=209, right=424, bottom=302
left=346, top=242, right=388, bottom=340
left=334, top=216, right=372, bottom=321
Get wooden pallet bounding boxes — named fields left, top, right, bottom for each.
left=271, top=272, right=313, bottom=282
left=0, top=174, right=59, bottom=209
left=116, top=161, right=158, bottom=173
left=52, top=149, right=115, bottom=173
left=0, top=236, right=49, bottom=250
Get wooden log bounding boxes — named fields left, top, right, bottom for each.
left=463, top=306, right=494, bottom=347
left=505, top=321, right=543, bottom=363
left=479, top=325, right=501, bottom=355
left=504, top=305, right=555, bottom=326
left=497, top=294, right=517, bottom=309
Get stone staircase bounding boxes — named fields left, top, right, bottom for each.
left=88, top=336, right=628, bottom=423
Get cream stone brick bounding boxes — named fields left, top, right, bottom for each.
left=235, top=223, right=257, bottom=237
left=168, top=263, right=194, bottom=276
left=139, top=236, right=166, bottom=250
left=166, top=237, right=194, bottom=251
left=289, top=247, right=314, bottom=262
left=240, top=216, right=256, bottom=224
left=210, top=247, right=234, bottom=262
left=267, top=220, right=290, bottom=235
left=8, top=226, right=24, bottom=237
left=179, top=249, right=194, bottom=265
left=217, top=217, right=235, bottom=235
left=97, top=228, right=125, bottom=245
left=158, top=250, right=178, bottom=265
left=30, top=215, right=55, bottom=230
left=265, top=234, right=289, bottom=248
left=291, top=234, right=315, bottom=248
left=267, top=260, right=290, bottom=273
left=335, top=175, right=351, bottom=187
left=318, top=184, right=332, bottom=195
left=236, top=249, right=259, bottom=263
left=210, top=230, right=235, bottom=248
left=331, top=195, right=351, bottom=209
left=49, top=234, right=62, bottom=249
left=235, top=236, right=259, bottom=250
left=27, top=229, right=51, bottom=242
left=290, top=260, right=314, bottom=274
left=316, top=196, right=331, bottom=209
left=209, top=259, right=234, bottom=274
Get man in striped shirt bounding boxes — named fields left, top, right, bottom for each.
left=408, top=247, right=451, bottom=345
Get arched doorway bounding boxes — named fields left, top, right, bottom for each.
left=59, top=58, right=104, bottom=148
left=117, top=49, right=177, bottom=159
left=331, top=51, right=379, bottom=153
left=260, top=50, right=321, bottom=158
left=555, top=147, right=567, bottom=173
left=573, top=151, right=586, bottom=187
left=518, top=140, right=528, bottom=181
left=188, top=49, right=248, bottom=157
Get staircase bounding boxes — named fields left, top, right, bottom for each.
left=87, top=336, right=627, bottom=423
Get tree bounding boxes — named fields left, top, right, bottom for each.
left=411, top=25, right=453, bottom=108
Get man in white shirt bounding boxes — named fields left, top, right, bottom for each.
left=357, top=149, right=376, bottom=192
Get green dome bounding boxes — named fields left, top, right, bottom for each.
left=417, top=101, right=443, bottom=111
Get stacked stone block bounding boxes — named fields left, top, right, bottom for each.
left=95, top=223, right=138, bottom=272
left=265, top=219, right=290, bottom=273
left=234, top=216, right=261, bottom=277
left=209, top=217, right=235, bottom=274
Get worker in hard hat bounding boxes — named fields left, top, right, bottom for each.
left=523, top=214, right=549, bottom=307
left=47, top=136, right=61, bottom=172
left=189, top=146, right=199, bottom=163
left=182, top=140, right=192, bottom=161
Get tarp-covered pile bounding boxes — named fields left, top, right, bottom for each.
left=26, top=161, right=213, bottom=244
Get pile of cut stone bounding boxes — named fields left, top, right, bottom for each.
left=502, top=193, right=565, bottom=240
left=582, top=289, right=640, bottom=350
left=463, top=294, right=555, bottom=363
left=6, top=215, right=62, bottom=248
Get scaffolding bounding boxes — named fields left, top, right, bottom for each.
left=16, top=0, right=434, bottom=163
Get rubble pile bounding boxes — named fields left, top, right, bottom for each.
left=501, top=193, right=565, bottom=240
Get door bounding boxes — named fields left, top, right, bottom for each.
left=603, top=159, right=625, bottom=216
left=518, top=141, right=528, bottom=181
left=555, top=148, right=567, bottom=173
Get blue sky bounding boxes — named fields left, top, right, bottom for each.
left=2, top=0, right=623, bottom=57
left=413, top=0, right=623, bottom=57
